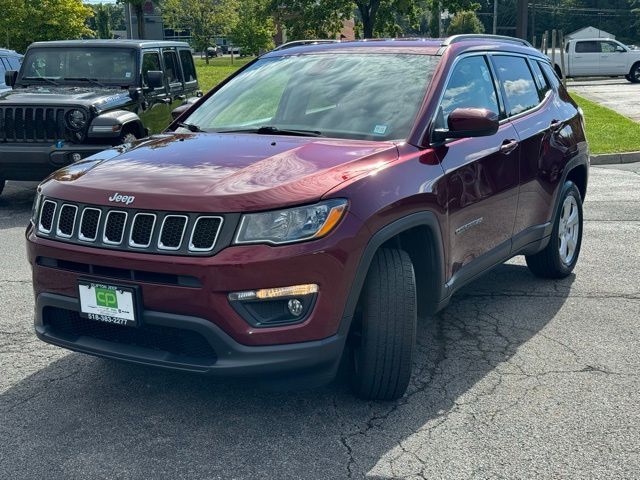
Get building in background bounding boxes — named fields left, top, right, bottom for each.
left=124, top=0, right=164, bottom=40
left=565, top=26, right=616, bottom=40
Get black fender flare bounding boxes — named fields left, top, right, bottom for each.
left=338, top=211, right=448, bottom=335
left=87, top=110, right=144, bottom=139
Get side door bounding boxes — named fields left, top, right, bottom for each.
left=598, top=40, right=628, bottom=75
left=495, top=55, right=558, bottom=245
left=434, top=54, right=521, bottom=281
left=178, top=48, right=199, bottom=96
left=139, top=49, right=173, bottom=134
left=571, top=41, right=600, bottom=76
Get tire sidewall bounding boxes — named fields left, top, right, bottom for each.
left=550, top=181, right=584, bottom=275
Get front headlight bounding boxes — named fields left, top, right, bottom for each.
left=234, top=199, right=348, bottom=245
left=31, top=189, right=43, bottom=225
left=66, top=109, right=88, bottom=131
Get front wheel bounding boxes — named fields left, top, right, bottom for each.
left=526, top=181, right=583, bottom=278
left=628, top=63, right=640, bottom=83
left=350, top=248, right=417, bottom=401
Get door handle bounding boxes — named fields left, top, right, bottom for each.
left=500, top=139, right=519, bottom=155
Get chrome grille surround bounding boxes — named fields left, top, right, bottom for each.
left=34, top=198, right=226, bottom=256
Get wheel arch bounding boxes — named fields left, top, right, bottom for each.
left=340, top=212, right=447, bottom=330
left=566, top=163, right=588, bottom=201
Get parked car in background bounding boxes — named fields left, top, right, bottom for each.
left=552, top=38, right=640, bottom=82
left=27, top=35, right=589, bottom=400
left=0, top=40, right=200, bottom=196
left=0, top=49, right=23, bottom=92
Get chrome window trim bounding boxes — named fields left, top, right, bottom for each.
left=188, top=216, right=224, bottom=252
left=55, top=204, right=78, bottom=239
left=158, top=215, right=189, bottom=251
left=128, top=212, right=157, bottom=248
left=102, top=210, right=128, bottom=245
left=38, top=200, right=57, bottom=234
left=78, top=207, right=102, bottom=242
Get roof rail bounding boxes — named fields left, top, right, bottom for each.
left=443, top=34, right=532, bottom=48
left=272, top=39, right=340, bottom=51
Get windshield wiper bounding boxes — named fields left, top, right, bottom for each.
left=22, top=76, right=59, bottom=86
left=63, top=77, right=106, bottom=88
left=217, top=126, right=324, bottom=137
left=176, top=122, right=204, bottom=133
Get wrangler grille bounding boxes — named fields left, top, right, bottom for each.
left=0, top=106, right=80, bottom=143
left=36, top=198, right=225, bottom=256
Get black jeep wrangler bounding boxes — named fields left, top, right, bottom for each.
left=0, top=40, right=200, bottom=195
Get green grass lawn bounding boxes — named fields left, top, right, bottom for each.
left=570, top=93, right=640, bottom=155
left=195, top=56, right=254, bottom=93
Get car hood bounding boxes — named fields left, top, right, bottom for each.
left=0, top=86, right=132, bottom=111
left=42, top=132, right=400, bottom=212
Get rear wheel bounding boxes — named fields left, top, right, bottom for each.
left=526, top=181, right=583, bottom=278
left=350, top=248, right=417, bottom=401
left=628, top=63, right=640, bottom=83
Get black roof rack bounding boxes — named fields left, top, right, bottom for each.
left=443, top=34, right=532, bottom=48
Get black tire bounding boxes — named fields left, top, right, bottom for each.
left=526, top=181, right=583, bottom=279
left=628, top=63, right=640, bottom=83
left=350, top=248, right=417, bottom=401
left=0, top=178, right=5, bottom=196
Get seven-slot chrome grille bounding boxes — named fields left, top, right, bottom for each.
left=36, top=199, right=224, bottom=256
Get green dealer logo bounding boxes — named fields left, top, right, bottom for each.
left=95, top=288, right=118, bottom=309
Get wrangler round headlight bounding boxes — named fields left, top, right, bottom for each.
left=234, top=199, right=348, bottom=245
left=65, top=109, right=88, bottom=131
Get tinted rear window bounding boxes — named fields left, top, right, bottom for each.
left=492, top=56, right=540, bottom=116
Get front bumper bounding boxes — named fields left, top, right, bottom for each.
left=36, top=293, right=347, bottom=379
left=0, top=143, right=111, bottom=181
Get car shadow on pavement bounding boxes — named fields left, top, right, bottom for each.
left=0, top=263, right=575, bottom=479
left=0, top=181, right=38, bottom=230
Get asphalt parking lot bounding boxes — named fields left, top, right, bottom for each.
left=569, top=78, right=640, bottom=122
left=1, top=163, right=639, bottom=479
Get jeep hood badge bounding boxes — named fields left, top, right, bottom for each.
left=108, top=193, right=135, bottom=205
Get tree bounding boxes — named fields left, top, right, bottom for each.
left=95, top=4, right=112, bottom=39
left=269, top=0, right=353, bottom=40
left=231, top=0, right=276, bottom=55
left=446, top=9, right=484, bottom=34
left=0, top=0, right=94, bottom=52
left=121, top=0, right=145, bottom=39
left=163, top=0, right=239, bottom=62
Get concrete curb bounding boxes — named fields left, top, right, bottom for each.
left=590, top=151, right=640, bottom=165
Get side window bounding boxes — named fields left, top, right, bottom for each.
left=529, top=60, right=550, bottom=98
left=538, top=61, right=561, bottom=91
left=575, top=41, right=598, bottom=53
left=8, top=57, right=21, bottom=70
left=0, top=58, right=7, bottom=86
left=162, top=50, right=182, bottom=84
left=141, top=51, right=161, bottom=87
left=491, top=55, right=540, bottom=117
left=179, top=50, right=196, bottom=83
left=436, top=55, right=499, bottom=129
left=600, top=41, right=621, bottom=53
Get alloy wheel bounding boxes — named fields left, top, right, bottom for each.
left=558, top=196, right=580, bottom=265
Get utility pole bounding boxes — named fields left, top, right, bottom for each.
left=493, top=0, right=498, bottom=35
left=516, top=0, right=528, bottom=40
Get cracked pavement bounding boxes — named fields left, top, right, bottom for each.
left=1, top=163, right=639, bottom=479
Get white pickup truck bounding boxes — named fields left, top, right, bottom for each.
left=551, top=38, right=640, bottom=82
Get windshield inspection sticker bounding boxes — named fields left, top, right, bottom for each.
left=373, top=124, right=388, bottom=135
left=125, top=72, right=131, bottom=78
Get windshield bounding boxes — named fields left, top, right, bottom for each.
left=20, top=47, right=137, bottom=85
left=183, top=53, right=438, bottom=141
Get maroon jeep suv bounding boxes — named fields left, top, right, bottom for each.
left=27, top=35, right=588, bottom=400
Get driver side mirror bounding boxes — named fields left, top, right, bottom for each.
left=616, top=45, right=626, bottom=53
left=146, top=70, right=164, bottom=89
left=432, top=108, right=499, bottom=143
left=5, top=70, right=18, bottom=88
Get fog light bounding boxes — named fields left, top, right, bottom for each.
left=287, top=298, right=304, bottom=316
left=71, top=153, right=82, bottom=162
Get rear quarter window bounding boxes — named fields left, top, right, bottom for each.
left=179, top=50, right=197, bottom=83
left=491, top=55, right=540, bottom=117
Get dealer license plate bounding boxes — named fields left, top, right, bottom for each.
left=78, top=280, right=138, bottom=327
